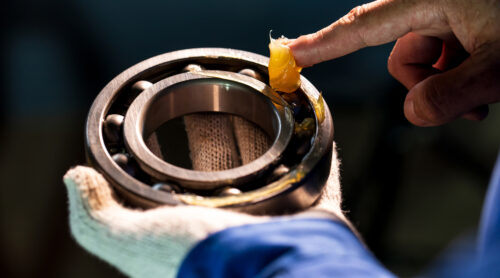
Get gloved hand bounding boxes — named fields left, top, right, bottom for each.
left=64, top=114, right=349, bottom=278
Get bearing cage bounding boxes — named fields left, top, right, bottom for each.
left=85, top=48, right=334, bottom=214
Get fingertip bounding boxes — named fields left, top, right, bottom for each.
left=288, top=36, right=317, bottom=68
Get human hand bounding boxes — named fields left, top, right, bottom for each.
left=288, top=0, right=500, bottom=126
left=64, top=114, right=347, bottom=278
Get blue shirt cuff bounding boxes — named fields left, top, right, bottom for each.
left=178, top=217, right=394, bottom=278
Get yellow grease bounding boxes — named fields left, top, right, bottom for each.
left=268, top=36, right=302, bottom=93
left=178, top=168, right=306, bottom=207
left=294, top=118, right=315, bottom=137
left=312, top=93, right=325, bottom=124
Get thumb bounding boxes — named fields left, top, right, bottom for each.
left=64, top=166, right=189, bottom=277
left=63, top=166, right=267, bottom=278
left=64, top=166, right=121, bottom=213
left=404, top=47, right=500, bottom=126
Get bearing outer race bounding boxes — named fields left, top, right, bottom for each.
left=85, top=48, right=334, bottom=213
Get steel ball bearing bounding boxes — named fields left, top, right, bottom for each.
left=85, top=48, right=334, bottom=215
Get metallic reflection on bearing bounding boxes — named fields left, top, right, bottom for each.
left=123, top=71, right=293, bottom=190
left=85, top=48, right=334, bottom=214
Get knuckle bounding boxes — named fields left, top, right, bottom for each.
left=309, top=29, right=329, bottom=62
left=345, top=5, right=370, bottom=47
left=387, top=48, right=406, bottom=83
left=387, top=55, right=399, bottom=77
left=311, top=28, right=326, bottom=43
left=343, top=5, right=367, bottom=24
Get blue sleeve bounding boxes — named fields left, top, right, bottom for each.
left=478, top=152, right=500, bottom=257
left=426, top=152, right=500, bottom=278
left=178, top=151, right=500, bottom=278
left=177, top=217, right=394, bottom=278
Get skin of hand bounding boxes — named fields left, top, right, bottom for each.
left=288, top=0, right=500, bottom=126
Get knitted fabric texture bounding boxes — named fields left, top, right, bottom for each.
left=64, top=166, right=269, bottom=278
left=63, top=143, right=349, bottom=278
left=145, top=132, right=163, bottom=159
left=183, top=113, right=271, bottom=171
left=232, top=115, right=272, bottom=165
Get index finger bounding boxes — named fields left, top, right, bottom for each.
left=288, top=0, right=448, bottom=67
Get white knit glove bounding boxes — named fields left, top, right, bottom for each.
left=64, top=114, right=348, bottom=278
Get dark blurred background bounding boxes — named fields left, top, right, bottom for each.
left=2, top=0, right=499, bottom=277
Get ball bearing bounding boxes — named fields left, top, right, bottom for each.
left=85, top=48, right=334, bottom=214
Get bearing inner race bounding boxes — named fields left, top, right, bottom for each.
left=123, top=71, right=293, bottom=190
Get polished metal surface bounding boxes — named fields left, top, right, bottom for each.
left=183, top=64, right=204, bottom=72
left=238, top=68, right=264, bottom=82
left=85, top=48, right=334, bottom=214
left=131, top=80, right=153, bottom=93
left=123, top=71, right=293, bottom=190
left=103, top=114, right=124, bottom=144
left=218, top=187, right=243, bottom=196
